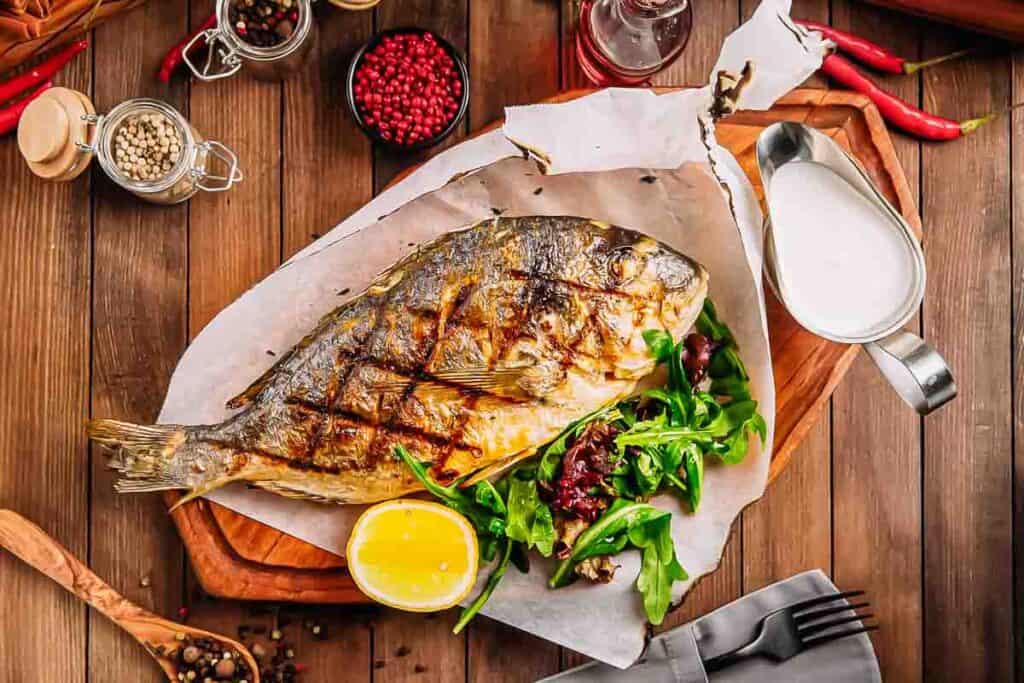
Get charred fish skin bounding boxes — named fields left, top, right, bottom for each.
left=88, top=216, right=708, bottom=505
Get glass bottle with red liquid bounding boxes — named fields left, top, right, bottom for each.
left=576, top=0, right=693, bottom=86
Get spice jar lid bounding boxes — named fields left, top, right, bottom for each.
left=18, top=97, right=68, bottom=162
left=17, top=87, right=95, bottom=181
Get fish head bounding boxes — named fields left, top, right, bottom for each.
left=595, top=229, right=709, bottom=378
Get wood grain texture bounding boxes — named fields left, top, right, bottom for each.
left=0, top=36, right=91, bottom=682
left=186, top=1, right=282, bottom=335
left=89, top=3, right=190, bottom=681
left=1014, top=42, right=1024, bottom=683
left=283, top=5, right=374, bottom=258
left=921, top=26, right=1013, bottom=683
left=862, top=0, right=1024, bottom=41
left=828, top=5, right=924, bottom=682
left=2, top=3, right=1017, bottom=680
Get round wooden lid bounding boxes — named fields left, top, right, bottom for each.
left=19, top=87, right=96, bottom=181
left=17, top=97, right=69, bottom=163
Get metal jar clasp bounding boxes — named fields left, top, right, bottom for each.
left=192, top=140, right=244, bottom=192
left=183, top=28, right=243, bottom=81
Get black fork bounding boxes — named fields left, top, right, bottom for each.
left=701, top=590, right=878, bottom=673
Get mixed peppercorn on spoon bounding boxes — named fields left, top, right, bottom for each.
left=0, top=509, right=260, bottom=682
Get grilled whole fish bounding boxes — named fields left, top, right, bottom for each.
left=88, top=216, right=708, bottom=505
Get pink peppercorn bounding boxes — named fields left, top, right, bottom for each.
left=352, top=31, right=464, bottom=148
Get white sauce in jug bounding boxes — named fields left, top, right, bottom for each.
left=767, top=161, right=918, bottom=339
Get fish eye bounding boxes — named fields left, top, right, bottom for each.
left=606, top=247, right=640, bottom=284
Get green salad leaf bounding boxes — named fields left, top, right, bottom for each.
left=550, top=501, right=665, bottom=588
left=453, top=537, right=512, bottom=634
left=630, top=513, right=688, bottom=626
left=506, top=477, right=555, bottom=557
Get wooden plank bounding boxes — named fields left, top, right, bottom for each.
left=373, top=0, right=470, bottom=189
left=88, top=3, right=190, bottom=681
left=920, top=26, right=1013, bottom=683
left=0, top=35, right=92, bottom=683
left=204, top=0, right=381, bottom=581
left=373, top=611, right=466, bottom=683
left=467, top=1, right=562, bottom=680
left=283, top=7, right=374, bottom=258
left=1014, top=44, right=1024, bottom=683
left=187, top=0, right=282, bottom=335
left=828, top=5, right=924, bottom=682
left=742, top=415, right=831, bottom=589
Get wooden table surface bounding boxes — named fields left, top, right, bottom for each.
left=0, top=1, right=1018, bottom=682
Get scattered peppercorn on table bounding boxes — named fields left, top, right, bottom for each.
left=0, top=3, right=1018, bottom=683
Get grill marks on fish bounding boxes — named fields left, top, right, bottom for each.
left=88, top=216, right=709, bottom=505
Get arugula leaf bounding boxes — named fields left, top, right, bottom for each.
left=717, top=411, right=768, bottom=465
left=611, top=474, right=639, bottom=499
left=549, top=501, right=665, bottom=588
left=453, top=538, right=512, bottom=634
left=474, top=481, right=507, bottom=516
left=393, top=445, right=507, bottom=537
left=479, top=535, right=500, bottom=563
left=642, top=329, right=675, bottom=363
left=573, top=531, right=629, bottom=562
left=681, top=442, right=703, bottom=511
left=696, top=298, right=734, bottom=346
left=505, top=478, right=555, bottom=557
left=628, top=513, right=688, bottom=626
left=632, top=447, right=664, bottom=496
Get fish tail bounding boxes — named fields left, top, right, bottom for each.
left=87, top=419, right=195, bottom=495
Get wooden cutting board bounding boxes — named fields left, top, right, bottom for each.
left=168, top=87, right=921, bottom=603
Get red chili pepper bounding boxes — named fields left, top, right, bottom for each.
left=158, top=13, right=218, bottom=83
left=820, top=54, right=1000, bottom=140
left=797, top=20, right=969, bottom=75
left=0, top=39, right=87, bottom=105
left=0, top=80, right=52, bottom=136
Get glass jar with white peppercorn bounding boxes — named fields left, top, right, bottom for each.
left=184, top=0, right=316, bottom=82
left=89, top=98, right=242, bottom=204
left=17, top=92, right=242, bottom=204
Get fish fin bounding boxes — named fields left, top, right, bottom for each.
left=87, top=419, right=193, bottom=494
left=166, top=479, right=237, bottom=512
left=372, top=366, right=531, bottom=398
left=249, top=480, right=343, bottom=505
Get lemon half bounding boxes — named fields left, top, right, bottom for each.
left=346, top=499, right=479, bottom=612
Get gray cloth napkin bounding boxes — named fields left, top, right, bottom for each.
left=537, top=570, right=881, bottom=683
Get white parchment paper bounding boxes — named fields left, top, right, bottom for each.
left=157, top=0, right=825, bottom=668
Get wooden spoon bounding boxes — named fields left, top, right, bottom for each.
left=0, top=509, right=261, bottom=682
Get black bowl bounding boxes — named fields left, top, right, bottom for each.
left=346, top=28, right=469, bottom=153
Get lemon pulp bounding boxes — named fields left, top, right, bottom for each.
left=347, top=499, right=478, bottom=611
